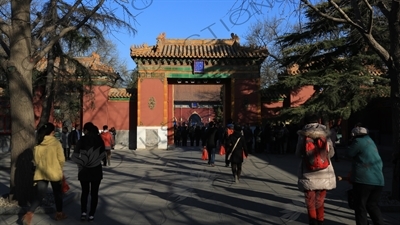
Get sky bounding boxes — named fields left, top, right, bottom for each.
left=108, top=0, right=297, bottom=71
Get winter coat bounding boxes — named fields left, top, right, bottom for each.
left=73, top=133, right=105, bottom=181
left=33, top=135, right=65, bottom=182
left=100, top=130, right=114, bottom=149
left=205, top=127, right=218, bottom=148
left=61, top=132, right=69, bottom=149
left=295, top=123, right=336, bottom=191
left=227, top=131, right=248, bottom=164
left=346, top=134, right=384, bottom=186
left=68, top=129, right=81, bottom=146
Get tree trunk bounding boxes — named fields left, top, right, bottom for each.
left=388, top=5, right=400, bottom=200
left=8, top=0, right=36, bottom=204
left=38, top=48, right=56, bottom=128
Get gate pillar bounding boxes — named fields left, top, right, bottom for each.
left=137, top=76, right=168, bottom=149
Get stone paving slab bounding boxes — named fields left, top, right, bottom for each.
left=0, top=147, right=399, bottom=225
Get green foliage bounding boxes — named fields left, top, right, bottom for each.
left=270, top=1, right=390, bottom=123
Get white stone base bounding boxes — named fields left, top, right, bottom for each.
left=136, top=126, right=168, bottom=150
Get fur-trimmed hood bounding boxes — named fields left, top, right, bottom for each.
left=297, top=123, right=330, bottom=139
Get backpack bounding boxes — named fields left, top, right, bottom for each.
left=303, top=136, right=330, bottom=171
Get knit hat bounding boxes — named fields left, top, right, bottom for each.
left=227, top=124, right=234, bottom=129
left=351, top=127, right=368, bottom=136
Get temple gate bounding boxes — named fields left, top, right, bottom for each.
left=130, top=33, right=268, bottom=149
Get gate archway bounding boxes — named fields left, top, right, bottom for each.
left=188, top=113, right=201, bottom=126
left=131, top=32, right=268, bottom=149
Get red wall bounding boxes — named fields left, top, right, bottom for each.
left=261, top=85, right=315, bottom=119
left=291, top=86, right=314, bottom=107
left=173, top=107, right=215, bottom=125
left=82, top=86, right=132, bottom=130
left=139, top=79, right=165, bottom=126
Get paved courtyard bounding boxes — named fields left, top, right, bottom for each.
left=0, top=147, right=398, bottom=225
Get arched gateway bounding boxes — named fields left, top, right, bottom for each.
left=130, top=33, right=268, bottom=149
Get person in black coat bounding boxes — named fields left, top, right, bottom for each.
left=227, top=125, right=248, bottom=183
left=71, top=122, right=105, bottom=222
left=204, top=121, right=218, bottom=166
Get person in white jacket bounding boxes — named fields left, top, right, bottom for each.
left=296, top=114, right=336, bottom=225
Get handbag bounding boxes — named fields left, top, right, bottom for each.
left=201, top=147, right=208, bottom=160
left=62, top=175, right=70, bottom=193
left=219, top=145, right=226, bottom=155
left=227, top=137, right=241, bottom=161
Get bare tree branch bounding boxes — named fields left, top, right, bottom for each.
left=327, top=0, right=364, bottom=30
left=32, top=0, right=105, bottom=64
left=377, top=1, right=390, bottom=19
left=301, top=0, right=390, bottom=65
left=0, top=38, right=9, bottom=56
left=362, top=0, right=374, bottom=34
left=300, top=0, right=348, bottom=23
left=0, top=21, right=10, bottom=37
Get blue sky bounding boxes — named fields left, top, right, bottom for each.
left=109, top=0, right=296, bottom=71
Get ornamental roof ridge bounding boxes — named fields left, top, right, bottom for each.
left=130, top=32, right=269, bottom=59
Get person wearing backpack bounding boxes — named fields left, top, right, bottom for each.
left=295, top=114, right=336, bottom=225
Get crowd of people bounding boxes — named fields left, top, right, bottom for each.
left=22, top=122, right=116, bottom=225
left=180, top=115, right=385, bottom=225
left=22, top=115, right=386, bottom=225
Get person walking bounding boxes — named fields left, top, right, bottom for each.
left=100, top=125, right=114, bottom=166
left=227, top=125, right=248, bottom=183
left=347, top=125, right=384, bottom=225
left=61, top=126, right=70, bottom=160
left=224, top=124, right=235, bottom=167
left=71, top=122, right=105, bottom=222
left=204, top=121, right=218, bottom=166
left=296, top=114, right=336, bottom=225
left=22, top=123, right=67, bottom=225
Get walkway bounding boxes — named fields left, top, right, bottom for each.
left=0, top=147, right=398, bottom=225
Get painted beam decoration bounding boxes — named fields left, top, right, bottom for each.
left=193, top=60, right=204, bottom=74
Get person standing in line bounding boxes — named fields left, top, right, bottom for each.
left=181, top=123, right=188, bottom=146
left=194, top=125, right=202, bottom=146
left=330, top=125, right=339, bottom=162
left=100, top=125, right=114, bottom=166
left=71, top=122, right=105, bottom=222
left=347, top=125, right=384, bottom=225
left=61, top=126, right=70, bottom=160
left=69, top=124, right=81, bottom=151
left=227, top=125, right=248, bottom=183
left=109, top=127, right=116, bottom=149
left=296, top=114, right=336, bottom=225
left=22, top=123, right=67, bottom=225
left=243, top=124, right=253, bottom=154
left=253, top=125, right=262, bottom=153
left=204, top=121, right=218, bottom=166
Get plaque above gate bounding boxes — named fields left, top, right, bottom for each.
left=193, top=60, right=204, bottom=74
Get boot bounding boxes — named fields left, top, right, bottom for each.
left=317, top=220, right=324, bottom=225
left=308, top=218, right=318, bottom=225
left=234, top=175, right=239, bottom=183
left=107, top=159, right=111, bottom=166
left=55, top=212, right=67, bottom=221
left=22, top=211, right=33, bottom=225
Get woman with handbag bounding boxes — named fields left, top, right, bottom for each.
left=71, top=122, right=105, bottom=222
left=22, top=123, right=67, bottom=225
left=227, top=125, right=248, bottom=183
